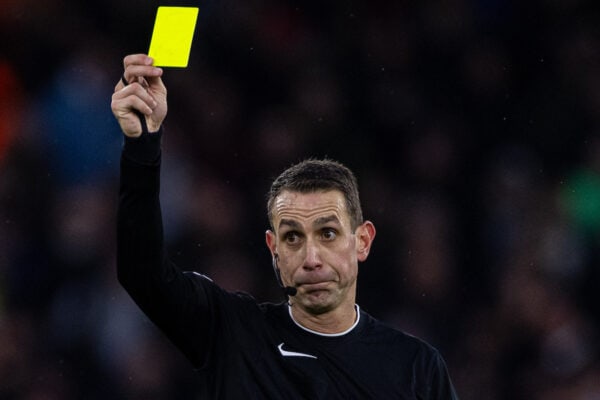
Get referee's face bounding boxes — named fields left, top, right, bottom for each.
left=266, top=189, right=376, bottom=317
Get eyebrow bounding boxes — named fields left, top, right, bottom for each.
left=313, top=215, right=340, bottom=226
left=278, top=215, right=340, bottom=231
left=279, top=219, right=301, bottom=230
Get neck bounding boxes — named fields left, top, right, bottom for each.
left=289, top=302, right=358, bottom=335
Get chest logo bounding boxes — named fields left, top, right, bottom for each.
left=278, top=343, right=318, bottom=359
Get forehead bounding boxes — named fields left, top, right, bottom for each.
left=272, top=190, right=349, bottom=227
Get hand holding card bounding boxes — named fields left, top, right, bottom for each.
left=148, top=6, right=199, bottom=68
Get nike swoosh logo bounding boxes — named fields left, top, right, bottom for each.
left=278, top=343, right=317, bottom=359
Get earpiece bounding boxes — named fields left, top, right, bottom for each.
left=272, top=252, right=297, bottom=297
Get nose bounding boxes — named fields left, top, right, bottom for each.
left=302, top=239, right=322, bottom=270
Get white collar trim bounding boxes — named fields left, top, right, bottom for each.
left=287, top=304, right=361, bottom=337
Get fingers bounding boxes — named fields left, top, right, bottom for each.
left=123, top=53, right=153, bottom=68
left=111, top=82, right=157, bottom=138
left=117, top=54, right=163, bottom=90
left=114, top=94, right=154, bottom=117
left=115, top=54, right=163, bottom=92
left=123, top=65, right=163, bottom=86
left=112, top=82, right=158, bottom=115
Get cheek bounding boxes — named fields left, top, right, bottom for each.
left=341, top=238, right=359, bottom=260
left=278, top=250, right=304, bottom=275
left=326, top=242, right=358, bottom=272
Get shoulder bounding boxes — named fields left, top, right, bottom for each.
left=360, top=310, right=444, bottom=363
left=360, top=312, right=458, bottom=396
left=181, top=270, right=265, bottom=311
left=183, top=272, right=292, bottom=321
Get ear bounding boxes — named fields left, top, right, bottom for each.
left=265, top=229, right=277, bottom=257
left=355, top=221, right=376, bottom=262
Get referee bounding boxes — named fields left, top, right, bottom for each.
left=111, top=54, right=460, bottom=399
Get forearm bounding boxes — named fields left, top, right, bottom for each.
left=116, top=130, right=165, bottom=297
left=116, top=128, right=210, bottom=366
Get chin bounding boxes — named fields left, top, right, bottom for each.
left=301, top=293, right=338, bottom=314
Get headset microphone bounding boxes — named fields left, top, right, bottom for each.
left=283, top=286, right=297, bottom=297
left=272, top=253, right=297, bottom=297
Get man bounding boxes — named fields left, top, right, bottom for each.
left=111, top=54, right=459, bottom=399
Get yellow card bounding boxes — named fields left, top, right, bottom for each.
left=148, top=6, right=199, bottom=67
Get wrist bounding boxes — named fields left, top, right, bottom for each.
left=122, top=127, right=163, bottom=165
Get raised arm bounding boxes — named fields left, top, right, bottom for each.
left=112, top=55, right=210, bottom=367
left=111, top=54, right=262, bottom=373
left=113, top=53, right=170, bottom=310
left=112, top=53, right=168, bottom=290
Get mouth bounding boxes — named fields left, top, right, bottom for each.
left=298, top=281, right=332, bottom=293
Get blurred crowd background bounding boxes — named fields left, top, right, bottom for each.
left=2, top=0, right=600, bottom=398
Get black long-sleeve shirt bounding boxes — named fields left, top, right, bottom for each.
left=117, top=129, right=460, bottom=399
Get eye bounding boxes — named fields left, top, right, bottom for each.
left=321, top=228, right=337, bottom=241
left=283, top=231, right=302, bottom=245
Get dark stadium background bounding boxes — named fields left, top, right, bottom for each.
left=1, top=1, right=599, bottom=398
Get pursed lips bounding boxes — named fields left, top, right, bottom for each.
left=295, top=279, right=335, bottom=292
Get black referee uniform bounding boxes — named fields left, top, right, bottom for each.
left=117, top=130, right=460, bottom=399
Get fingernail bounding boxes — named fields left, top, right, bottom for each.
left=145, top=57, right=154, bottom=65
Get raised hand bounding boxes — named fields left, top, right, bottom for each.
left=111, top=54, right=167, bottom=137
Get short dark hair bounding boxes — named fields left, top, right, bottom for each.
left=267, top=158, right=364, bottom=231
